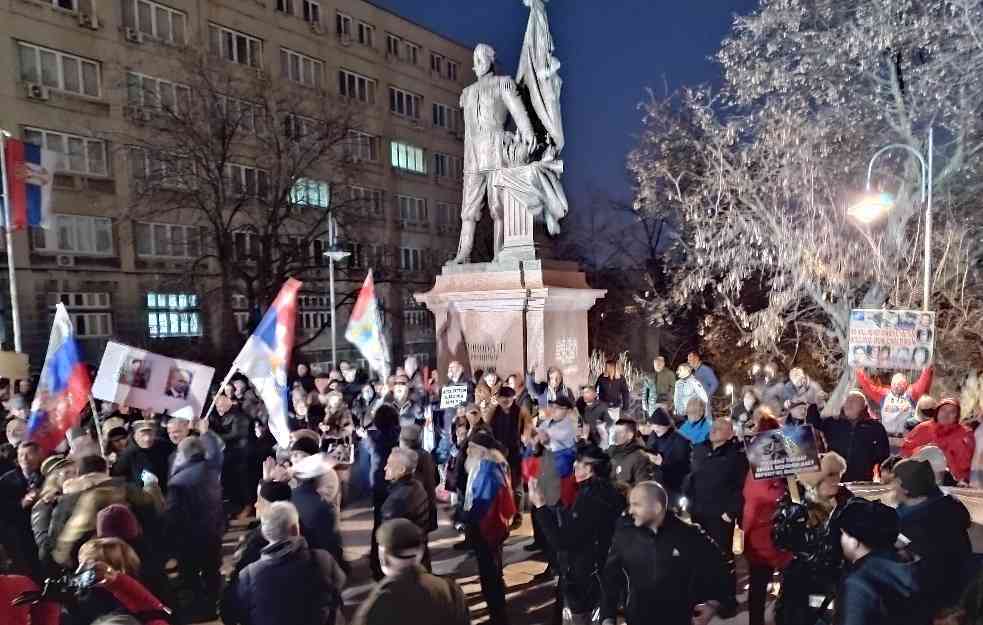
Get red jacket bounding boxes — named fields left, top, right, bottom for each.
left=856, top=368, right=933, bottom=434
left=0, top=573, right=169, bottom=625
left=902, top=420, right=975, bottom=482
left=740, top=474, right=792, bottom=570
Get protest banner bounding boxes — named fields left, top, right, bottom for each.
left=848, top=308, right=935, bottom=370
left=0, top=351, right=29, bottom=381
left=93, top=342, right=215, bottom=419
left=440, top=384, right=470, bottom=409
left=746, top=424, right=821, bottom=480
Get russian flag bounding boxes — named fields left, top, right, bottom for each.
left=1, top=138, right=56, bottom=230
left=465, top=458, right=517, bottom=547
left=232, top=278, right=302, bottom=449
left=28, top=303, right=91, bottom=452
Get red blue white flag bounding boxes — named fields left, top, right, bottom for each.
left=232, top=278, right=302, bottom=448
left=344, top=269, right=390, bottom=380
left=28, top=303, right=92, bottom=452
left=1, top=138, right=56, bottom=230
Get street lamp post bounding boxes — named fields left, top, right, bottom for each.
left=848, top=128, right=934, bottom=311
left=323, top=211, right=350, bottom=369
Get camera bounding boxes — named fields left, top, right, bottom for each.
left=12, top=568, right=99, bottom=607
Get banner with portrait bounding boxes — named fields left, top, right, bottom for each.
left=847, top=309, right=936, bottom=370
left=93, top=341, right=215, bottom=420
left=746, top=424, right=821, bottom=480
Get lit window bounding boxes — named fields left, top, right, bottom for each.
left=130, top=0, right=187, bottom=44
left=147, top=292, right=202, bottom=338
left=24, top=127, right=108, bottom=176
left=34, top=214, right=114, bottom=255
left=17, top=42, right=100, bottom=97
left=290, top=178, right=330, bottom=208
left=208, top=23, right=262, bottom=68
left=390, top=141, right=426, bottom=174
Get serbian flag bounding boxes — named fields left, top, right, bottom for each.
left=465, top=458, right=517, bottom=547
left=28, top=303, right=91, bottom=452
left=344, top=269, right=390, bottom=379
left=1, top=138, right=56, bottom=230
left=232, top=278, right=301, bottom=449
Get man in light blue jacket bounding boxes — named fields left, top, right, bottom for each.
left=673, top=365, right=709, bottom=420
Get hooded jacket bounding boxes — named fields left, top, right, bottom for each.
left=741, top=473, right=792, bottom=570
left=834, top=550, right=931, bottom=625
left=678, top=416, right=711, bottom=445
left=901, top=419, right=974, bottom=482
left=607, top=440, right=660, bottom=487
left=673, top=376, right=709, bottom=419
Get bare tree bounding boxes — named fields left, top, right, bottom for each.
left=114, top=48, right=374, bottom=361
left=630, top=0, right=983, bottom=406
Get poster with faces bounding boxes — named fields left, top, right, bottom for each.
left=93, top=341, right=215, bottom=419
left=848, top=309, right=935, bottom=371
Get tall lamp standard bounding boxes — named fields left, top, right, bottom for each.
left=322, top=210, right=350, bottom=368
left=847, top=128, right=934, bottom=311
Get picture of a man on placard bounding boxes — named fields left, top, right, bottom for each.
left=165, top=367, right=193, bottom=400
left=118, top=357, right=150, bottom=389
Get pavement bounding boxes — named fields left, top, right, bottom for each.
left=208, top=501, right=766, bottom=625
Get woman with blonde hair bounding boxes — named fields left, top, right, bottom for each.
left=78, top=537, right=142, bottom=577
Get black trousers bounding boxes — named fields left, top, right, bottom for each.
left=467, top=526, right=509, bottom=625
left=177, top=538, right=222, bottom=607
left=369, top=488, right=387, bottom=580
left=691, top=511, right=737, bottom=614
left=748, top=564, right=774, bottom=625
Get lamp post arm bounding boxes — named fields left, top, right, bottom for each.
left=864, top=143, right=928, bottom=202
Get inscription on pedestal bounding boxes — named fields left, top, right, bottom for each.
left=467, top=341, right=506, bottom=370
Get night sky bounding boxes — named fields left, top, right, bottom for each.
left=370, top=0, right=760, bottom=211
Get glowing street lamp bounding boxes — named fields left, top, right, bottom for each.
left=323, top=212, right=350, bottom=369
left=847, top=192, right=896, bottom=224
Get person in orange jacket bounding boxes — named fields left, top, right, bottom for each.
left=902, top=398, right=975, bottom=483
left=856, top=367, right=934, bottom=437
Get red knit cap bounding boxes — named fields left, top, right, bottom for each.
left=96, top=504, right=142, bottom=543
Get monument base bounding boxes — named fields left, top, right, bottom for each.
left=415, top=259, right=606, bottom=390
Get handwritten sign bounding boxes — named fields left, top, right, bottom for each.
left=746, top=424, right=821, bottom=480
left=848, top=309, right=935, bottom=370
left=440, top=384, right=470, bottom=410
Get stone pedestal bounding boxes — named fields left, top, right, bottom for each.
left=414, top=259, right=605, bottom=390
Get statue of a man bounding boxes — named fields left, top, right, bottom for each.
left=450, top=44, right=537, bottom=264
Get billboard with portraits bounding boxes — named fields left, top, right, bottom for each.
left=848, top=309, right=935, bottom=370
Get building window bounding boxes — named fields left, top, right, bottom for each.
left=336, top=12, right=352, bottom=37
left=389, top=86, right=421, bottom=119
left=302, top=0, right=320, bottom=24
left=350, top=185, right=384, bottom=217
left=49, top=0, right=78, bottom=9
left=216, top=95, right=260, bottom=133
left=280, top=48, right=323, bottom=88
left=447, top=60, right=459, bottom=81
left=346, top=130, right=379, bottom=162
left=396, top=195, right=427, bottom=224
left=338, top=69, right=376, bottom=104
left=34, top=214, right=114, bottom=255
left=290, top=178, right=330, bottom=208
left=430, top=52, right=443, bottom=75
left=147, top=292, right=201, bottom=338
left=390, top=141, right=426, bottom=174
left=23, top=127, right=107, bottom=176
left=225, top=163, right=269, bottom=198
left=400, top=247, right=421, bottom=271
left=283, top=113, right=319, bottom=140
left=134, top=222, right=201, bottom=258
left=436, top=202, right=460, bottom=227
left=208, top=24, right=262, bottom=68
left=386, top=34, right=400, bottom=57
left=434, top=153, right=463, bottom=179
left=129, top=147, right=195, bottom=190
left=432, top=102, right=460, bottom=130
left=357, top=21, right=374, bottom=47
left=52, top=293, right=112, bottom=338
left=126, top=72, right=190, bottom=114
left=130, top=0, right=187, bottom=45
left=17, top=42, right=100, bottom=97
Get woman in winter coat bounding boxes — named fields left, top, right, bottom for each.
left=902, top=398, right=975, bottom=483
left=525, top=367, right=575, bottom=411
left=741, top=415, right=792, bottom=625
left=772, top=452, right=854, bottom=625
left=30, top=456, right=77, bottom=564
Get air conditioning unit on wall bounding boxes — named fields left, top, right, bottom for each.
left=56, top=255, right=76, bottom=267
left=26, top=82, right=50, bottom=101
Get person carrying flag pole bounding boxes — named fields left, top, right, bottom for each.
left=345, top=269, right=390, bottom=382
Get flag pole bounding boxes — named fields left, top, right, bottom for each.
left=0, top=134, right=22, bottom=353
left=203, top=365, right=238, bottom=421
left=87, top=394, right=106, bottom=459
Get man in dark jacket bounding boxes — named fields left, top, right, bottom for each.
left=399, top=425, right=437, bottom=527
left=236, top=501, right=346, bottom=625
left=212, top=394, right=253, bottom=517
left=488, top=386, right=523, bottom=526
left=601, top=481, right=734, bottom=625
left=353, top=519, right=470, bottom=625
left=575, top=386, right=609, bottom=445
left=645, top=408, right=691, bottom=498
left=683, top=416, right=747, bottom=613
left=835, top=498, right=932, bottom=625
left=596, top=359, right=631, bottom=415
left=166, top=436, right=224, bottom=619
left=809, top=390, right=889, bottom=482
left=531, top=444, right=626, bottom=625
left=0, top=441, right=44, bottom=575
left=892, top=458, right=974, bottom=613
left=112, top=419, right=172, bottom=490
left=380, top=448, right=433, bottom=573
left=291, top=456, right=346, bottom=575
left=608, top=420, right=660, bottom=488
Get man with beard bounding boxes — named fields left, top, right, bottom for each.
left=602, top=482, right=734, bottom=625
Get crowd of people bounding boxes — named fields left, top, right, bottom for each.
left=1, top=351, right=982, bottom=625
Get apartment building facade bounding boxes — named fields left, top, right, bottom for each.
left=0, top=0, right=472, bottom=373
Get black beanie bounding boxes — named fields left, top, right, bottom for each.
left=258, top=480, right=292, bottom=503
left=650, top=408, right=672, bottom=427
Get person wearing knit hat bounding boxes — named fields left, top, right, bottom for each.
left=96, top=504, right=142, bottom=543
left=893, top=458, right=975, bottom=613
left=645, top=406, right=692, bottom=498
left=902, top=397, right=975, bottom=483
left=835, top=499, right=933, bottom=625
left=289, top=452, right=346, bottom=574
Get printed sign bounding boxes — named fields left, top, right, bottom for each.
left=93, top=341, right=215, bottom=419
left=848, top=309, right=935, bottom=370
left=439, top=384, right=470, bottom=410
left=0, top=352, right=29, bottom=382
left=746, top=424, right=821, bottom=480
